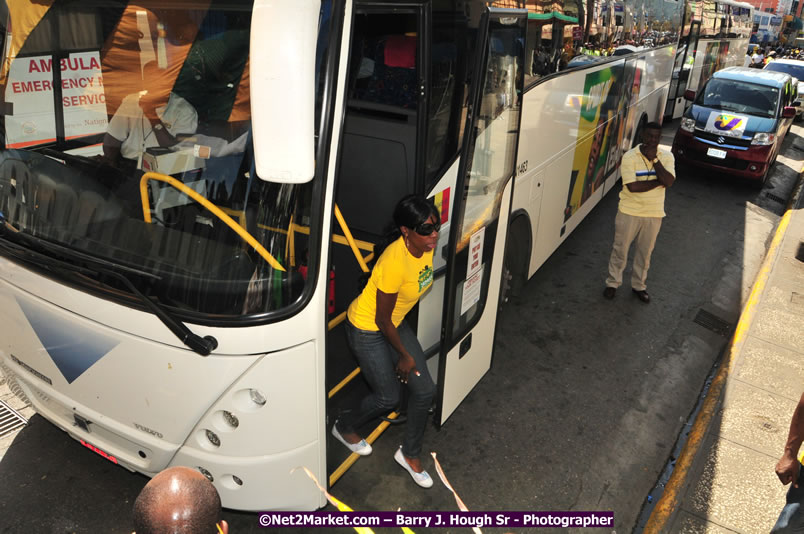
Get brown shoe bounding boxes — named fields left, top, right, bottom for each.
left=603, top=287, right=616, bottom=300
left=632, top=289, right=650, bottom=303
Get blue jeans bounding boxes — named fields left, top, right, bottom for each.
left=772, top=463, right=804, bottom=533
left=337, top=319, right=435, bottom=459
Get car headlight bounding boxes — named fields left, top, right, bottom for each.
left=751, top=132, right=775, bottom=145
left=680, top=117, right=696, bottom=132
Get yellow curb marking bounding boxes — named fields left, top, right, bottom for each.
left=644, top=209, right=793, bottom=533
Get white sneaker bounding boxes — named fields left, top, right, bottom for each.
left=394, top=447, right=433, bottom=488
left=331, top=424, right=372, bottom=456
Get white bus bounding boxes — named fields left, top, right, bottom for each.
left=0, top=0, right=680, bottom=511
left=665, top=0, right=754, bottom=120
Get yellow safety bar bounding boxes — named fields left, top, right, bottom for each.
left=328, top=367, right=361, bottom=399
left=334, top=204, right=370, bottom=273
left=325, top=206, right=402, bottom=488
left=139, top=172, right=285, bottom=272
left=325, top=204, right=376, bottom=334
left=325, top=203, right=380, bottom=399
left=328, top=311, right=348, bottom=331
left=257, top=221, right=375, bottom=254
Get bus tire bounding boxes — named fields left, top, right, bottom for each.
left=502, top=215, right=531, bottom=304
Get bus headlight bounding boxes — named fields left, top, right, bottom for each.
left=680, top=117, right=696, bottom=132
left=222, top=410, right=240, bottom=429
left=249, top=389, right=267, bottom=406
left=205, top=429, right=221, bottom=447
left=751, top=132, right=775, bottom=145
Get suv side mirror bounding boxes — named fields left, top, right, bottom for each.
left=683, top=89, right=696, bottom=101
left=782, top=106, right=796, bottom=118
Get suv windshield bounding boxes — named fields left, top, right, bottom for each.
left=696, top=77, right=781, bottom=118
left=764, top=61, right=804, bottom=82
left=0, top=1, right=332, bottom=320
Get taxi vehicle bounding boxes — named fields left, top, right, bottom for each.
left=672, top=67, right=798, bottom=185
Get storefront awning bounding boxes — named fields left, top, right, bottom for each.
left=528, top=11, right=580, bottom=23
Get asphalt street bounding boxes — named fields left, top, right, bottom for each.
left=1, top=120, right=801, bottom=533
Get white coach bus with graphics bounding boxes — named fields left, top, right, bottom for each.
left=0, top=0, right=679, bottom=510
left=665, top=0, right=754, bottom=120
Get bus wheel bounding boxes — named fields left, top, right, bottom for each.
left=502, top=216, right=530, bottom=305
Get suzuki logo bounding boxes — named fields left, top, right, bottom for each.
left=717, top=136, right=726, bottom=144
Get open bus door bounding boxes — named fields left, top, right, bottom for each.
left=435, top=9, right=526, bottom=426
left=668, top=20, right=701, bottom=119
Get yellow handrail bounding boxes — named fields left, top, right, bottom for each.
left=328, top=367, right=362, bottom=399
left=334, top=205, right=370, bottom=273
left=257, top=223, right=375, bottom=251
left=139, top=172, right=285, bottom=272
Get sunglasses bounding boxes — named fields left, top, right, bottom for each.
left=414, top=221, right=441, bottom=236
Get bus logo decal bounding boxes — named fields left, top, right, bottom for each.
left=16, top=297, right=120, bottom=384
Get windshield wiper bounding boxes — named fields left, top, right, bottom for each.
left=0, top=212, right=218, bottom=356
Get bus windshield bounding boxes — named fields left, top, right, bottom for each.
left=0, top=1, right=331, bottom=319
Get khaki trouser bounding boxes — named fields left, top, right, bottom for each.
left=605, top=210, right=663, bottom=291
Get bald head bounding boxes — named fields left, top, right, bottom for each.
left=133, top=467, right=226, bottom=534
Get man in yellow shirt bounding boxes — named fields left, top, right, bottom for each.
left=603, top=122, right=675, bottom=303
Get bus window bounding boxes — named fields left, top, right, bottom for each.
left=0, top=0, right=335, bottom=319
left=425, top=10, right=468, bottom=188
left=451, top=20, right=523, bottom=332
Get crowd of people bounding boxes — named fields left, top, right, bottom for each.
left=747, top=43, right=804, bottom=68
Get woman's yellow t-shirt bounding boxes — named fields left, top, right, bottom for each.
left=347, top=236, right=434, bottom=331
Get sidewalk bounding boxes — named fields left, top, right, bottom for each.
left=644, top=175, right=804, bottom=533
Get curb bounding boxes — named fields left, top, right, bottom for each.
left=787, top=167, right=804, bottom=211
left=642, top=177, right=800, bottom=533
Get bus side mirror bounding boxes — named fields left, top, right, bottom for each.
left=683, top=90, right=696, bottom=101
left=782, top=106, right=796, bottom=118
left=250, top=0, right=320, bottom=184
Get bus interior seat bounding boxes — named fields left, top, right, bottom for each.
left=352, top=35, right=417, bottom=109
left=337, top=33, right=418, bottom=239
left=337, top=109, right=415, bottom=238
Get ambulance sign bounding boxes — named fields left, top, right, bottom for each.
left=5, top=51, right=107, bottom=148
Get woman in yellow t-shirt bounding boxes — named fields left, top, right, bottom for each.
left=331, top=195, right=439, bottom=488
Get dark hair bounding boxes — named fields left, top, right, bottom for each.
left=364, top=195, right=439, bottom=277
left=644, top=121, right=662, bottom=131
left=392, top=194, right=439, bottom=234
